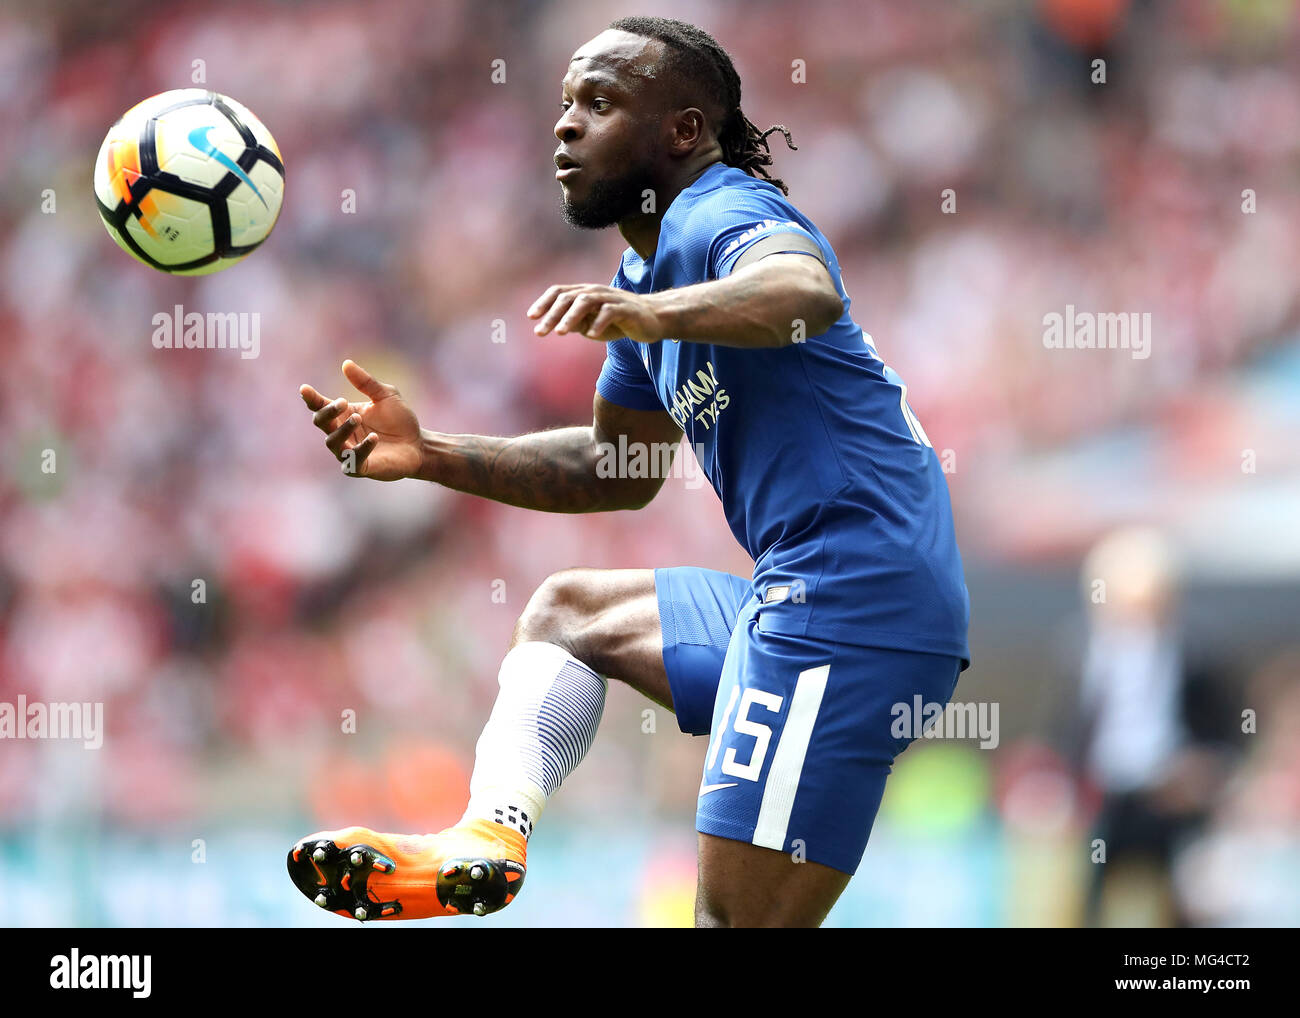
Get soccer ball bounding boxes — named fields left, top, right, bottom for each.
left=94, top=89, right=285, bottom=275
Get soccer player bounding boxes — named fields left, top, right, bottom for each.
left=287, top=16, right=970, bottom=927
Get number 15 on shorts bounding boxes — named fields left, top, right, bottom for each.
left=704, top=687, right=782, bottom=785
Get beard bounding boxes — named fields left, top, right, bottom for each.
left=560, top=162, right=656, bottom=230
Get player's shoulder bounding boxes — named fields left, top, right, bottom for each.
left=671, top=162, right=796, bottom=223
left=671, top=164, right=831, bottom=275
left=657, top=164, right=811, bottom=268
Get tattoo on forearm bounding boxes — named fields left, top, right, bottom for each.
left=434, top=429, right=609, bottom=513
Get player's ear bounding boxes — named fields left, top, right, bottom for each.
left=670, top=107, right=707, bottom=155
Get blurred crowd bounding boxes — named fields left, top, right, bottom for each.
left=0, top=0, right=1297, bottom=925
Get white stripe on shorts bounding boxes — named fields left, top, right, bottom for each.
left=752, top=664, right=830, bottom=852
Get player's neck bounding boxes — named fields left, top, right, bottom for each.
left=617, top=211, right=664, bottom=261
left=617, top=158, right=723, bottom=261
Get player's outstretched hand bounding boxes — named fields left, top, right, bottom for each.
left=527, top=283, right=666, bottom=344
left=299, top=360, right=423, bottom=481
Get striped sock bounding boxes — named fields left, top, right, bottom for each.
left=460, top=641, right=607, bottom=840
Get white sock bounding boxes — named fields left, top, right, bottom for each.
left=460, top=641, right=607, bottom=839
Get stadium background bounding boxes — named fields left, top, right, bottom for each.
left=2, top=0, right=1298, bottom=927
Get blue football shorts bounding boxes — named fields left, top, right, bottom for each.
left=655, top=566, right=962, bottom=875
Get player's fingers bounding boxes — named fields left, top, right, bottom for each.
left=325, top=413, right=362, bottom=458
left=341, top=359, right=391, bottom=401
left=527, top=284, right=572, bottom=318
left=555, top=293, right=599, bottom=334
left=526, top=286, right=557, bottom=318
left=585, top=304, right=621, bottom=340
left=312, top=396, right=350, bottom=431
left=534, top=290, right=582, bottom=334
left=529, top=283, right=588, bottom=319
left=300, top=384, right=330, bottom=411
left=341, top=432, right=379, bottom=476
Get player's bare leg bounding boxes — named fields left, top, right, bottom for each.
left=511, top=568, right=668, bottom=706
left=695, top=832, right=850, bottom=928
left=288, top=568, right=666, bottom=921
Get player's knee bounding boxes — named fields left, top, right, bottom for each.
left=511, top=568, right=600, bottom=661
left=694, top=891, right=816, bottom=929
left=694, top=886, right=766, bottom=928
left=693, top=894, right=730, bottom=928
left=693, top=869, right=750, bottom=928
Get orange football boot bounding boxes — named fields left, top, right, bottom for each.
left=287, top=818, right=527, bottom=921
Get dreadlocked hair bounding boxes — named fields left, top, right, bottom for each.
left=607, top=16, right=797, bottom=195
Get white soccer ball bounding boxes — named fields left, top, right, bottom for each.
left=93, top=89, right=285, bottom=275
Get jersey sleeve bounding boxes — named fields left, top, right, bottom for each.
left=596, top=338, right=663, bottom=411
left=705, top=191, right=830, bottom=280
left=594, top=266, right=663, bottom=412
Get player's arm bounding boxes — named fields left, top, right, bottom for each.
left=301, top=359, right=681, bottom=512
left=529, top=252, right=843, bottom=350
left=419, top=392, right=681, bottom=512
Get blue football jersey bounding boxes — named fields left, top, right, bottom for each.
left=596, top=162, right=970, bottom=665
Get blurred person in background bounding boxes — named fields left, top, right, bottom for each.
left=1065, top=527, right=1235, bottom=926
